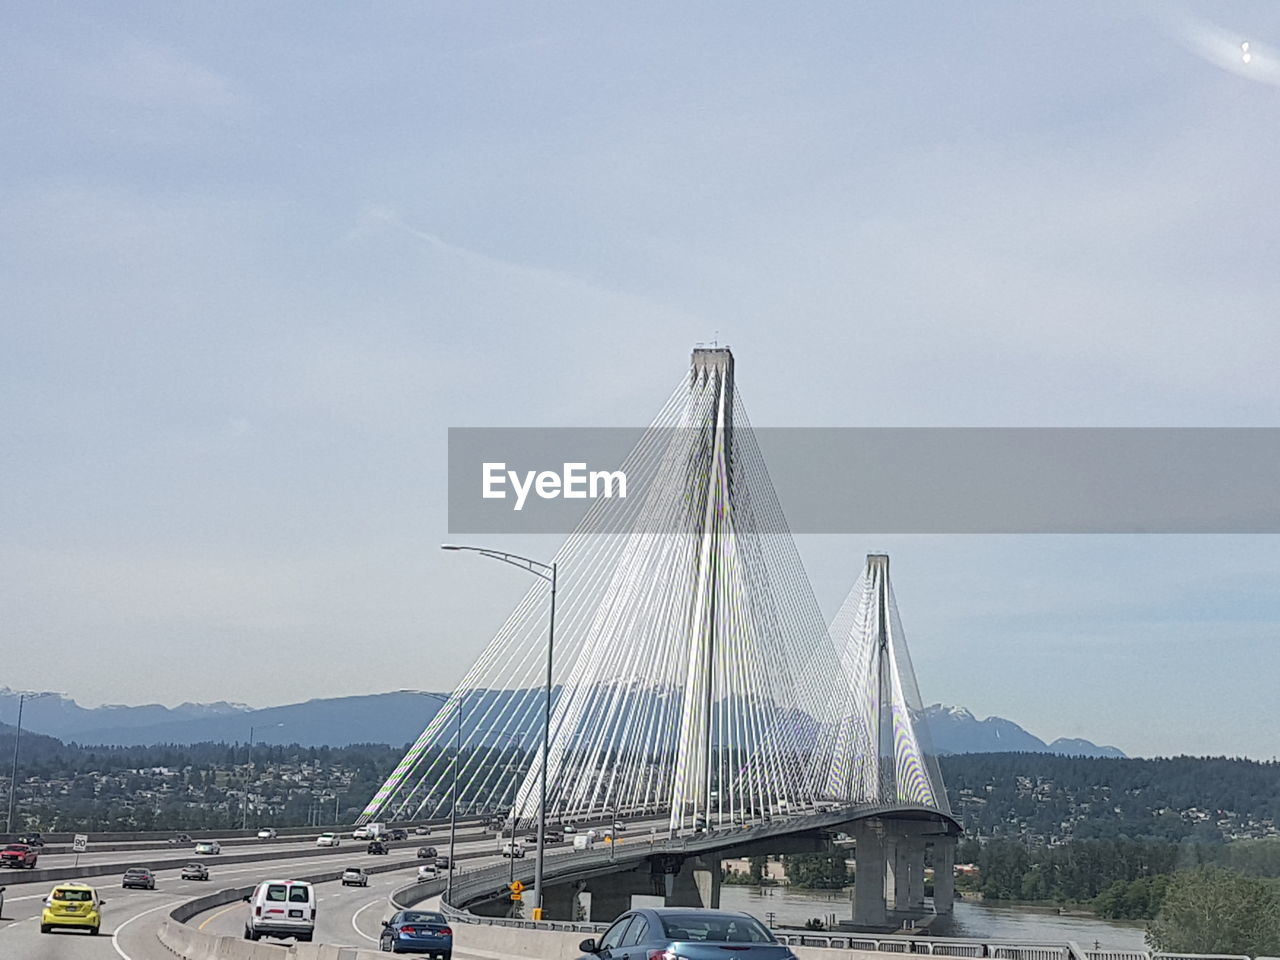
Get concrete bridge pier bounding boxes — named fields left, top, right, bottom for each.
left=586, top=870, right=656, bottom=922
left=855, top=818, right=947, bottom=928
left=541, top=881, right=583, bottom=921
left=853, top=819, right=887, bottom=928
left=931, top=837, right=956, bottom=915
left=663, top=856, right=721, bottom=909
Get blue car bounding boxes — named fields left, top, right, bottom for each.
left=578, top=908, right=795, bottom=960
left=379, top=910, right=452, bottom=956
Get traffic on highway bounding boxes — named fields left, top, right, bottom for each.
left=0, top=817, right=645, bottom=959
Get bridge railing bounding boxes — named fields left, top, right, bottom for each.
left=765, top=939, right=1263, bottom=960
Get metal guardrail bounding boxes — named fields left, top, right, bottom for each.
left=764, top=939, right=1265, bottom=960
left=388, top=811, right=1272, bottom=960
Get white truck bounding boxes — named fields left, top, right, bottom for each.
left=572, top=834, right=594, bottom=850
left=353, top=823, right=387, bottom=841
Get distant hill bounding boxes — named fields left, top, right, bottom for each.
left=4, top=686, right=1123, bottom=756
left=0, top=720, right=67, bottom=761
left=2, top=688, right=449, bottom=748
left=921, top=704, right=1125, bottom=758
left=0, top=687, right=250, bottom=740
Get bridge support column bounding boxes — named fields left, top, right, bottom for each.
left=664, top=856, right=721, bottom=909
left=587, top=883, right=633, bottom=922
left=886, top=835, right=904, bottom=910
left=852, top=819, right=887, bottom=928
left=541, top=882, right=580, bottom=921
left=904, top=840, right=926, bottom=911
left=932, top=838, right=955, bottom=915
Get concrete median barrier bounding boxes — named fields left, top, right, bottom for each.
left=0, top=831, right=492, bottom=888
left=156, top=858, right=451, bottom=959
left=2, top=816, right=482, bottom=847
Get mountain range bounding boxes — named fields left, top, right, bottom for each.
left=0, top=687, right=1124, bottom=756
left=920, top=704, right=1125, bottom=758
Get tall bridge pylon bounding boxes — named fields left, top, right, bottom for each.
left=359, top=347, right=849, bottom=830
left=827, top=554, right=949, bottom=812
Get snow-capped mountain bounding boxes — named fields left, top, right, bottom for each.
left=920, top=703, right=1125, bottom=758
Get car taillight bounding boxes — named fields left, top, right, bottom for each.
left=649, top=951, right=680, bottom=960
left=441, top=928, right=453, bottom=936
left=255, top=906, right=261, bottom=916
left=399, top=926, right=414, bottom=934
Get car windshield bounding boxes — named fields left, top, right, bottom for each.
left=187, top=864, right=202, bottom=869
left=125, top=869, right=148, bottom=875
left=53, top=888, right=94, bottom=902
left=288, top=886, right=310, bottom=902
left=4, top=844, right=28, bottom=851
left=660, top=914, right=775, bottom=943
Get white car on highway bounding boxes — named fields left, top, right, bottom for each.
left=193, top=841, right=221, bottom=855
left=416, top=863, right=437, bottom=881
left=256, top=828, right=278, bottom=840
left=316, top=832, right=340, bottom=847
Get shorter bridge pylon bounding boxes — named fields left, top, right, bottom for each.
left=826, top=554, right=949, bottom=812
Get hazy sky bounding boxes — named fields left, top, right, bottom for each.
left=4, top=2, right=1280, bottom=759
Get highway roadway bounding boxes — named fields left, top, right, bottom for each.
left=4, top=828, right=485, bottom=878
left=0, top=815, right=669, bottom=960
left=0, top=828, right=510, bottom=960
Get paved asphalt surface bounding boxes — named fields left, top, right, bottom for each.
left=0, top=831, right=507, bottom=960
left=1, top=817, right=667, bottom=959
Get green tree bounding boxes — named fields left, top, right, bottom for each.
left=1146, top=867, right=1280, bottom=956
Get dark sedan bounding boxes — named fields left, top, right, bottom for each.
left=380, top=909, right=452, bottom=956
left=577, top=908, right=794, bottom=960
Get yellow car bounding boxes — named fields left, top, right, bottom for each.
left=41, top=883, right=104, bottom=935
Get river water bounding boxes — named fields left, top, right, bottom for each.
left=702, top=886, right=1149, bottom=951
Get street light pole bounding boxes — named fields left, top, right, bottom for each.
left=241, top=724, right=256, bottom=831
left=6, top=692, right=54, bottom=836
left=442, top=544, right=556, bottom=920
left=242, top=722, right=283, bottom=831
left=448, top=696, right=460, bottom=903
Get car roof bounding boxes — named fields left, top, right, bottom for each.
left=51, top=883, right=96, bottom=891
left=634, top=907, right=758, bottom=918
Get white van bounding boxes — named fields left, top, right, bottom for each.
left=243, top=879, right=315, bottom=942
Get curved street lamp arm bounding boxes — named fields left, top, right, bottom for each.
left=440, top=544, right=554, bottom=582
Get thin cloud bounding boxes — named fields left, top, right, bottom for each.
left=1164, top=10, right=1280, bottom=87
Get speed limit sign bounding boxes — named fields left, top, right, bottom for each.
left=73, top=834, right=88, bottom=853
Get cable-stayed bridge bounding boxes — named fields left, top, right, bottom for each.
left=360, top=347, right=957, bottom=927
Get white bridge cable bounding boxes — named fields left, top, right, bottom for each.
left=361, top=352, right=948, bottom=828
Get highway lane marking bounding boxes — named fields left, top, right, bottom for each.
left=351, top=898, right=384, bottom=942
left=198, top=901, right=244, bottom=930
left=110, top=899, right=184, bottom=960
